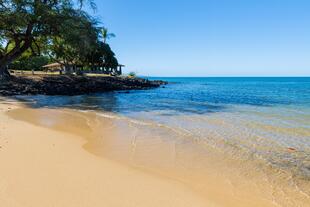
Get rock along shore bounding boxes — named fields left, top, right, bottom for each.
left=0, top=75, right=167, bottom=96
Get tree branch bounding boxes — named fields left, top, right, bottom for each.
left=32, top=38, right=41, bottom=55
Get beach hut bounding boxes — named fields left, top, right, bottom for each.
left=42, top=62, right=124, bottom=75
left=42, top=62, right=84, bottom=74
left=117, top=64, right=124, bottom=75
left=42, top=62, right=63, bottom=73
left=87, top=64, right=124, bottom=75
left=102, top=64, right=124, bottom=75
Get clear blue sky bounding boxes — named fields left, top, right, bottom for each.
left=89, top=0, right=310, bottom=77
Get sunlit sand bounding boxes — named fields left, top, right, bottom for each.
left=1, top=100, right=309, bottom=207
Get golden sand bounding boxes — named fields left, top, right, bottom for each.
left=0, top=99, right=309, bottom=207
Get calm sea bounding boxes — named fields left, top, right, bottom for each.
left=19, top=77, right=310, bottom=180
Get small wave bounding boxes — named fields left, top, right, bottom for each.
left=94, top=111, right=154, bottom=127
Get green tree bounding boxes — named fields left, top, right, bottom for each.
left=101, top=28, right=116, bottom=44
left=11, top=56, right=49, bottom=71
left=49, top=13, right=99, bottom=71
left=85, top=41, right=118, bottom=71
left=0, top=0, right=97, bottom=80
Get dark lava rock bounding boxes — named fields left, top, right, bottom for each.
left=0, top=75, right=167, bottom=96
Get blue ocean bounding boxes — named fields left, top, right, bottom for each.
left=18, top=77, right=310, bottom=181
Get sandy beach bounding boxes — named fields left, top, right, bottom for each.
left=0, top=100, right=213, bottom=207
left=0, top=98, right=309, bottom=207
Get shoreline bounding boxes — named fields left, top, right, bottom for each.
left=0, top=99, right=212, bottom=207
left=1, top=99, right=309, bottom=206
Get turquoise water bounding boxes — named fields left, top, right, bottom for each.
left=19, top=77, right=310, bottom=180
left=24, top=77, right=310, bottom=112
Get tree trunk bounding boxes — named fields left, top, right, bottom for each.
left=0, top=64, right=11, bottom=81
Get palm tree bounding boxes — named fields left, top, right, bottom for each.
left=101, top=28, right=116, bottom=43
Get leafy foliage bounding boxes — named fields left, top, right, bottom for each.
left=49, top=9, right=100, bottom=65
left=128, top=71, right=137, bottom=77
left=10, top=56, right=49, bottom=71
left=85, top=42, right=118, bottom=69
left=0, top=0, right=120, bottom=78
left=101, top=28, right=116, bottom=43
left=0, top=1, right=106, bottom=76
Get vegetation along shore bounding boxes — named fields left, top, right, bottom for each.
left=0, top=0, right=166, bottom=95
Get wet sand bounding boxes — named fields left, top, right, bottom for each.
left=1, top=99, right=309, bottom=207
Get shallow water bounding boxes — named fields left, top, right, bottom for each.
left=16, top=77, right=310, bottom=206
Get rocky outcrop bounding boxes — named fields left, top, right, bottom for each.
left=0, top=75, right=167, bottom=96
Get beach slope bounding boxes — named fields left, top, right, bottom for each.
left=0, top=101, right=212, bottom=207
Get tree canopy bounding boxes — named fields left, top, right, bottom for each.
left=101, top=28, right=115, bottom=44
left=0, top=0, right=119, bottom=79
